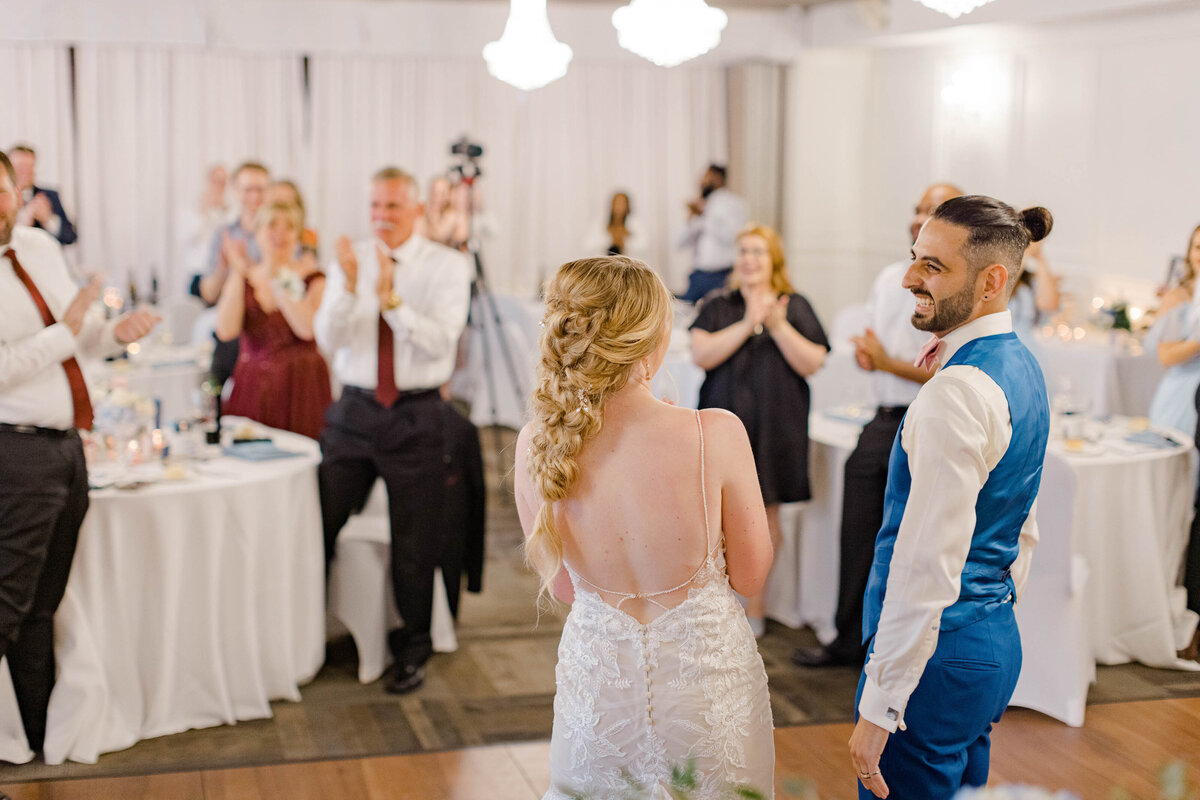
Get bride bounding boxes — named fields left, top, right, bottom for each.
left=514, top=256, right=776, bottom=798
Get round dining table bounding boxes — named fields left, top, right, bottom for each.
left=0, top=419, right=324, bottom=765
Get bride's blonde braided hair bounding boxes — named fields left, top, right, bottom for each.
left=525, top=256, right=672, bottom=600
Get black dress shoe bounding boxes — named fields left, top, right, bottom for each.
left=385, top=663, right=426, bottom=694
left=791, top=646, right=857, bottom=668
left=1178, top=628, right=1200, bottom=662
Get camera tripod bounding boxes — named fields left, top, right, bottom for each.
left=452, top=155, right=527, bottom=498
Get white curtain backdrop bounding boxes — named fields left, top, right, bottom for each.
left=0, top=44, right=77, bottom=242
left=73, top=46, right=305, bottom=296
left=728, top=61, right=786, bottom=233
left=308, top=56, right=727, bottom=295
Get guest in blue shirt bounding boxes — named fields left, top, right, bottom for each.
left=1008, top=238, right=1060, bottom=364
left=1147, top=224, right=1200, bottom=435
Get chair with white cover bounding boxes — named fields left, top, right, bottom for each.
left=0, top=659, right=33, bottom=764
left=1009, top=452, right=1094, bottom=726
left=191, top=306, right=217, bottom=347
left=159, top=295, right=205, bottom=345
left=326, top=479, right=458, bottom=684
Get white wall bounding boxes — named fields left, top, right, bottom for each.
left=785, top=1, right=1200, bottom=322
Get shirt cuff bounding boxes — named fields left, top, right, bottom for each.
left=45, top=322, right=78, bottom=362
left=385, top=304, right=416, bottom=340
left=102, top=318, right=129, bottom=357
left=857, top=674, right=909, bottom=734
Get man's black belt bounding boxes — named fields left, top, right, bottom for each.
left=342, top=386, right=440, bottom=404
left=0, top=422, right=76, bottom=439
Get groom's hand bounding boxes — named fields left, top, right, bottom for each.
left=849, top=717, right=891, bottom=798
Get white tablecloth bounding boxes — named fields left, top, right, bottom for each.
left=0, top=419, right=325, bottom=765
left=1050, top=421, right=1199, bottom=668
left=763, top=414, right=863, bottom=640
left=1037, top=335, right=1163, bottom=418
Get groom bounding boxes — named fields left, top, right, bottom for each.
left=849, top=195, right=1052, bottom=799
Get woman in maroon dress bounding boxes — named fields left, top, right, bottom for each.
left=214, top=200, right=331, bottom=438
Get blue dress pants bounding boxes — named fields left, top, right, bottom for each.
left=855, top=603, right=1022, bottom=800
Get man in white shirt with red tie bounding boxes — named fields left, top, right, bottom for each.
left=314, top=166, right=471, bottom=695
left=0, top=151, right=157, bottom=756
left=849, top=195, right=1053, bottom=799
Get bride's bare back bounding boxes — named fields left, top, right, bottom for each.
left=515, top=386, right=772, bottom=624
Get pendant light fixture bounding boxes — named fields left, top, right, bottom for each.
left=483, top=0, right=573, bottom=91
left=611, top=0, right=728, bottom=68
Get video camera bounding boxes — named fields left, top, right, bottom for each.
left=450, top=136, right=484, bottom=159
left=449, top=135, right=484, bottom=184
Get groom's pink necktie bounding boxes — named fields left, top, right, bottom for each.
left=914, top=334, right=944, bottom=371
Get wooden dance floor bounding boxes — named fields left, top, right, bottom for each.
left=3, top=697, right=1197, bottom=799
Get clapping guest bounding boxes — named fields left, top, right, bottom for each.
left=1147, top=224, right=1200, bottom=435
left=690, top=224, right=830, bottom=636
left=214, top=201, right=331, bottom=439
left=314, top=166, right=472, bottom=694
left=196, top=162, right=269, bottom=306
left=1009, top=238, right=1060, bottom=352
left=9, top=144, right=77, bottom=247
left=178, top=165, right=231, bottom=283
left=192, top=161, right=270, bottom=387
left=0, top=151, right=158, bottom=754
left=266, top=179, right=320, bottom=273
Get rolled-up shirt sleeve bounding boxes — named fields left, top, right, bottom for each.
left=313, top=256, right=359, bottom=354
left=858, top=366, right=1011, bottom=732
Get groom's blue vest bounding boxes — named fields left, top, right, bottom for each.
left=862, top=332, right=1049, bottom=641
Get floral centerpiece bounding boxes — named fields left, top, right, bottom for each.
left=89, top=381, right=157, bottom=465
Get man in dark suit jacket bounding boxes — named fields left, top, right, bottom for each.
left=9, top=145, right=77, bottom=246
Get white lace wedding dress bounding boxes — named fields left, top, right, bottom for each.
left=544, top=413, right=775, bottom=799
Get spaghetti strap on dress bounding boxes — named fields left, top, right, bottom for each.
left=546, top=410, right=775, bottom=799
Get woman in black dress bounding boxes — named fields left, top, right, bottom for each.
left=690, top=224, right=829, bottom=636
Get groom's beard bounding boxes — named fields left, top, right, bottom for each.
left=911, top=280, right=975, bottom=333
